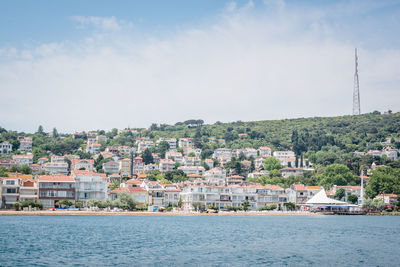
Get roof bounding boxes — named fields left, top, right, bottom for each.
left=71, top=170, right=106, bottom=178
left=293, top=184, right=306, bottom=191
left=126, top=179, right=142, bottom=185
left=307, top=186, right=322, bottom=190
left=306, top=189, right=348, bottom=205
left=109, top=187, right=147, bottom=194
left=264, top=185, right=284, bottom=190
left=377, top=194, right=398, bottom=198
left=38, top=176, right=75, bottom=182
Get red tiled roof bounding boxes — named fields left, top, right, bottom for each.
left=38, top=176, right=74, bottom=182
left=293, top=184, right=306, bottom=191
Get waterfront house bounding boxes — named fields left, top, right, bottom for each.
left=108, top=186, right=148, bottom=205
left=1, top=177, right=20, bottom=208
left=38, top=176, right=75, bottom=208
left=71, top=170, right=107, bottom=204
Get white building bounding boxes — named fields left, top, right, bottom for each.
left=183, top=147, right=202, bottom=157
left=12, top=154, right=33, bottom=166
left=157, top=138, right=177, bottom=150
left=0, top=141, right=12, bottom=154
left=1, top=177, right=20, bottom=208
left=137, top=141, right=154, bottom=153
left=178, top=166, right=206, bottom=176
left=86, top=143, right=101, bottom=154
left=102, top=161, right=120, bottom=174
left=71, top=170, right=107, bottom=204
left=182, top=156, right=201, bottom=166
left=165, top=151, right=183, bottom=163
left=178, top=138, right=193, bottom=148
left=213, top=148, right=232, bottom=159
left=18, top=137, right=32, bottom=152
left=71, top=159, right=94, bottom=172
left=258, top=147, right=272, bottom=156
left=159, top=159, right=175, bottom=173
left=204, top=167, right=226, bottom=185
left=43, top=161, right=69, bottom=175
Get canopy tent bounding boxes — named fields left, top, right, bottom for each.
left=305, top=189, right=349, bottom=206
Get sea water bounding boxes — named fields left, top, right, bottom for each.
left=0, top=215, right=399, bottom=266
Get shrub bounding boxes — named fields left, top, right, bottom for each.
left=13, top=203, right=20, bottom=211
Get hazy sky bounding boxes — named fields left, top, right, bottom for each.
left=0, top=0, right=399, bottom=133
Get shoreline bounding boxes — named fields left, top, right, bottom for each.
left=0, top=210, right=319, bottom=216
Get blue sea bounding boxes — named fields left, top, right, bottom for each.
left=0, top=215, right=399, bottom=266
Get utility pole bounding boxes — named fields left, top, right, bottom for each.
left=353, top=48, right=361, bottom=115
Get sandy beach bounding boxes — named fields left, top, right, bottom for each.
left=0, top=210, right=318, bottom=216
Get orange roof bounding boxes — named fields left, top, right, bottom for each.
left=126, top=179, right=142, bottom=185
left=264, top=185, right=284, bottom=190
left=307, top=186, right=322, bottom=190
left=38, top=176, right=74, bottom=182
left=293, top=184, right=306, bottom=191
left=109, top=187, right=146, bottom=194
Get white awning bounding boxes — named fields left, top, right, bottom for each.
left=305, top=189, right=348, bottom=205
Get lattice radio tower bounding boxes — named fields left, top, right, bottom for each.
left=353, top=48, right=361, bottom=115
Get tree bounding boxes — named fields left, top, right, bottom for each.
left=242, top=201, right=250, bottom=211
left=164, top=169, right=187, bottom=183
left=365, top=166, right=400, bottom=198
left=284, top=202, right=296, bottom=211
left=317, top=164, right=356, bottom=189
left=75, top=201, right=83, bottom=210
left=334, top=188, right=345, bottom=200
left=187, top=152, right=196, bottom=157
left=142, top=148, right=154, bottom=164
left=347, top=194, right=358, bottom=204
left=113, top=191, right=137, bottom=210
left=52, top=127, right=59, bottom=138
left=157, top=141, right=170, bottom=158
left=37, top=125, right=44, bottom=134
left=264, top=157, right=282, bottom=171
left=58, top=199, right=73, bottom=208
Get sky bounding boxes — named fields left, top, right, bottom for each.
left=0, top=0, right=399, bottom=133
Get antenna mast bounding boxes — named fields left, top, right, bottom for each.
left=353, top=48, right=361, bottom=115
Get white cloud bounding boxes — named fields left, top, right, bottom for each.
left=70, top=16, right=131, bottom=31
left=0, top=2, right=399, bottom=133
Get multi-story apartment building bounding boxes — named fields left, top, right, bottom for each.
left=71, top=170, right=107, bottom=204
left=178, top=138, right=193, bottom=148
left=43, top=161, right=69, bottom=176
left=165, top=151, right=183, bottom=163
left=180, top=184, right=259, bottom=211
left=157, top=138, right=177, bottom=150
left=257, top=185, right=288, bottom=209
left=0, top=141, right=12, bottom=154
left=19, top=177, right=39, bottom=203
left=258, top=147, right=272, bottom=156
left=12, top=153, right=33, bottom=166
left=18, top=137, right=32, bottom=152
left=71, top=159, right=94, bottom=172
left=119, top=158, right=131, bottom=177
left=159, top=159, right=175, bottom=173
left=0, top=158, right=16, bottom=169
left=137, top=141, right=154, bottom=153
left=204, top=168, right=226, bottom=185
left=183, top=147, right=202, bottom=157
left=213, top=148, right=232, bottom=159
left=86, top=143, right=101, bottom=154
left=1, top=177, right=20, bottom=208
left=178, top=166, right=206, bottom=176
left=38, top=176, right=75, bottom=208
left=132, top=157, right=145, bottom=174
left=163, top=184, right=181, bottom=207
left=102, top=161, right=120, bottom=174
left=182, top=156, right=201, bottom=166
left=142, top=181, right=165, bottom=208
left=286, top=184, right=322, bottom=205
